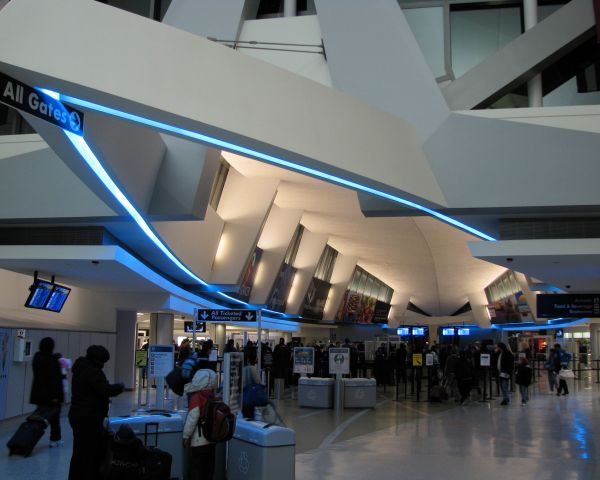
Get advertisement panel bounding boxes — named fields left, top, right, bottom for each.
left=372, top=301, right=392, bottom=324
left=300, top=278, right=331, bottom=320
left=223, top=352, right=243, bottom=414
left=235, top=247, right=263, bottom=302
left=266, top=263, right=297, bottom=312
left=329, top=347, right=350, bottom=374
left=293, top=347, right=315, bottom=374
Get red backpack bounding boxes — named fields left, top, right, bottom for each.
left=201, top=398, right=236, bottom=443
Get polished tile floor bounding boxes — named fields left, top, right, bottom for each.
left=0, top=374, right=598, bottom=479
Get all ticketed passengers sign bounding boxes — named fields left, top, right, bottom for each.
left=0, top=71, right=84, bottom=135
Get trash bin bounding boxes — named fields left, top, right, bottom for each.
left=298, top=377, right=334, bottom=408
left=106, top=411, right=185, bottom=479
left=227, top=419, right=295, bottom=480
left=343, top=378, right=376, bottom=408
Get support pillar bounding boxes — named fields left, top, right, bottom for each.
left=284, top=332, right=292, bottom=343
left=284, top=0, right=296, bottom=17
left=149, top=313, right=175, bottom=346
left=115, top=310, right=137, bottom=390
left=215, top=324, right=226, bottom=357
left=590, top=324, right=600, bottom=360
left=524, top=0, right=543, bottom=107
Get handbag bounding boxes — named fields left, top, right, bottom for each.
left=558, top=368, right=575, bottom=379
left=165, top=366, right=186, bottom=396
left=243, top=383, right=268, bottom=408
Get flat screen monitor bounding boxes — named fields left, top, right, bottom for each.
left=412, top=327, right=425, bottom=336
left=442, top=328, right=455, bottom=336
left=457, top=328, right=470, bottom=336
left=184, top=321, right=207, bottom=333
left=397, top=327, right=410, bottom=336
left=24, top=279, right=54, bottom=309
left=45, top=284, right=71, bottom=312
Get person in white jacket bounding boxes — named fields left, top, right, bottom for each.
left=183, top=368, right=218, bottom=480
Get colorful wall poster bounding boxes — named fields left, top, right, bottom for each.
left=266, top=263, right=297, bottom=312
left=235, top=247, right=263, bottom=302
left=300, top=277, right=331, bottom=320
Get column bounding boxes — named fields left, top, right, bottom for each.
left=284, top=0, right=296, bottom=17
left=115, top=310, right=137, bottom=390
left=215, top=324, right=226, bottom=357
left=590, top=324, right=600, bottom=360
left=524, top=0, right=543, bottom=107
left=284, top=332, right=292, bottom=343
left=149, top=313, right=175, bottom=345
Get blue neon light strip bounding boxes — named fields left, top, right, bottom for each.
left=57, top=93, right=496, bottom=242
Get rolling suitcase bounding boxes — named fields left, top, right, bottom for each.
left=7, top=419, right=46, bottom=456
left=141, top=423, right=172, bottom=480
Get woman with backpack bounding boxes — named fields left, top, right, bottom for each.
left=183, top=368, right=218, bottom=480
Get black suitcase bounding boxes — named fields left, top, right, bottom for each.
left=7, top=420, right=46, bottom=456
left=140, top=423, right=172, bottom=480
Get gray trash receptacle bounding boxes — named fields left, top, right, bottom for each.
left=343, top=378, right=377, bottom=408
left=106, top=412, right=185, bottom=479
left=298, top=377, right=334, bottom=408
left=227, top=419, right=295, bottom=480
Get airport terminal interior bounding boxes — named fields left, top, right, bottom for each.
left=0, top=0, right=600, bottom=478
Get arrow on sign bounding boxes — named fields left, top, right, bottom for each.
left=245, top=312, right=255, bottom=321
left=200, top=311, right=209, bottom=320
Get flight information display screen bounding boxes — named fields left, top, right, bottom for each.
left=45, top=285, right=71, bottom=312
left=24, top=280, right=54, bottom=309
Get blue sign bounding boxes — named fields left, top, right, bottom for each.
left=0, top=71, right=84, bottom=135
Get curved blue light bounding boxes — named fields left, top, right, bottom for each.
left=57, top=93, right=496, bottom=242
left=51, top=88, right=497, bottom=318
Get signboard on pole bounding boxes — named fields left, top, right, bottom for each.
left=425, top=353, right=434, bottom=367
left=223, top=352, right=244, bottom=414
left=412, top=353, right=423, bottom=367
left=135, top=350, right=148, bottom=368
left=329, top=347, right=350, bottom=375
left=196, top=309, right=257, bottom=323
left=480, top=354, right=491, bottom=367
left=148, top=345, right=174, bottom=378
left=293, top=347, right=315, bottom=374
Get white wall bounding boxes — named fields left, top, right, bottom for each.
left=323, top=253, right=357, bottom=320
left=212, top=170, right=279, bottom=284
left=152, top=206, right=225, bottom=281
left=3, top=327, right=116, bottom=420
left=251, top=205, right=303, bottom=304
left=286, top=228, right=328, bottom=314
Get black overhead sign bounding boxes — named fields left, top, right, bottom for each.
left=537, top=294, right=600, bottom=318
left=196, top=309, right=257, bottom=323
left=0, top=71, right=84, bottom=135
left=184, top=321, right=207, bottom=333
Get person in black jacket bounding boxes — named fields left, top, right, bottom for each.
left=495, top=342, right=514, bottom=405
left=68, top=345, right=124, bottom=480
left=30, top=337, right=64, bottom=446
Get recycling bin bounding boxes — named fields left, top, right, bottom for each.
left=227, top=419, right=295, bottom=480
left=298, top=377, right=334, bottom=408
left=343, top=378, right=376, bottom=408
left=106, top=411, right=185, bottom=479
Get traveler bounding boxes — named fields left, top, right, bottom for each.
left=196, top=339, right=217, bottom=371
left=183, top=368, right=218, bottom=480
left=273, top=338, right=290, bottom=382
left=29, top=337, right=64, bottom=447
left=395, top=343, right=407, bottom=385
left=554, top=343, right=571, bottom=396
left=342, top=338, right=358, bottom=378
left=494, top=342, right=514, bottom=405
left=444, top=346, right=460, bottom=401
left=456, top=350, right=474, bottom=405
left=178, top=338, right=192, bottom=365
left=545, top=347, right=557, bottom=392
left=515, top=357, right=533, bottom=405
left=242, top=350, right=263, bottom=419
left=224, top=338, right=237, bottom=353
left=68, top=345, right=125, bottom=480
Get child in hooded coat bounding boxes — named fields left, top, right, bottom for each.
left=183, top=368, right=218, bottom=480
